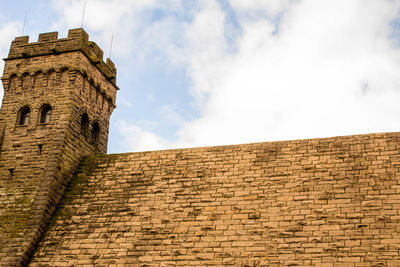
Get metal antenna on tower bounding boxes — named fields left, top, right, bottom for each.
left=22, top=10, right=28, bottom=35
left=109, top=34, right=114, bottom=58
left=81, top=0, right=87, bottom=28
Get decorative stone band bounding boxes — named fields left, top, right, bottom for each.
left=4, top=28, right=118, bottom=89
left=1, top=66, right=116, bottom=108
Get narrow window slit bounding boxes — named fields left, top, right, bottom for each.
left=8, top=168, right=14, bottom=180
left=38, top=144, right=43, bottom=155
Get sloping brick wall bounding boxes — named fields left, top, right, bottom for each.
left=30, top=132, right=400, bottom=266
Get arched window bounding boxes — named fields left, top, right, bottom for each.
left=92, top=122, right=100, bottom=144
left=18, top=107, right=30, bottom=126
left=81, top=113, right=89, bottom=136
left=39, top=105, right=52, bottom=124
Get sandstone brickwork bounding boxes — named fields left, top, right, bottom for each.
left=0, top=29, right=117, bottom=266
left=30, top=132, right=400, bottom=266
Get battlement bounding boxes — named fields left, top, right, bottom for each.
left=0, top=28, right=118, bottom=266
left=6, top=28, right=117, bottom=87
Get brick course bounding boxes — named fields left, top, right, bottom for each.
left=30, top=132, right=400, bottom=266
left=0, top=29, right=117, bottom=266
left=2, top=28, right=400, bottom=266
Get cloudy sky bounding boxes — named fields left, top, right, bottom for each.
left=1, top=0, right=400, bottom=153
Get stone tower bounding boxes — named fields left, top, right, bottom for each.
left=0, top=28, right=118, bottom=265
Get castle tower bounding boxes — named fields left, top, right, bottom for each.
left=0, top=29, right=118, bottom=265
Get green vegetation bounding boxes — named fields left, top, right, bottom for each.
left=0, top=187, right=36, bottom=238
left=48, top=155, right=99, bottom=224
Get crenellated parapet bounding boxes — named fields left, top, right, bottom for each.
left=5, top=28, right=117, bottom=87
left=0, top=28, right=118, bottom=266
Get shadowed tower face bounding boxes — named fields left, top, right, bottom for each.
left=0, top=28, right=118, bottom=265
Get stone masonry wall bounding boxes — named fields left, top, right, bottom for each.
left=30, top=132, right=400, bottom=266
left=0, top=29, right=117, bottom=266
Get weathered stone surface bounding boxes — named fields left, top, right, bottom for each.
left=29, top=132, right=400, bottom=266
left=2, top=28, right=400, bottom=267
left=0, top=28, right=117, bottom=266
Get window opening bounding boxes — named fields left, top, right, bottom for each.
left=92, top=122, right=100, bottom=144
left=40, top=105, right=52, bottom=124
left=8, top=168, right=14, bottom=180
left=18, top=107, right=30, bottom=126
left=81, top=113, right=89, bottom=136
left=38, top=144, right=43, bottom=155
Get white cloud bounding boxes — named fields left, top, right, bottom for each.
left=0, top=21, right=21, bottom=68
left=171, top=0, right=400, bottom=148
left=230, top=0, right=293, bottom=13
left=117, top=120, right=173, bottom=152
left=51, top=0, right=184, bottom=60
left=158, top=104, right=186, bottom=126
left=52, top=0, right=400, bottom=152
